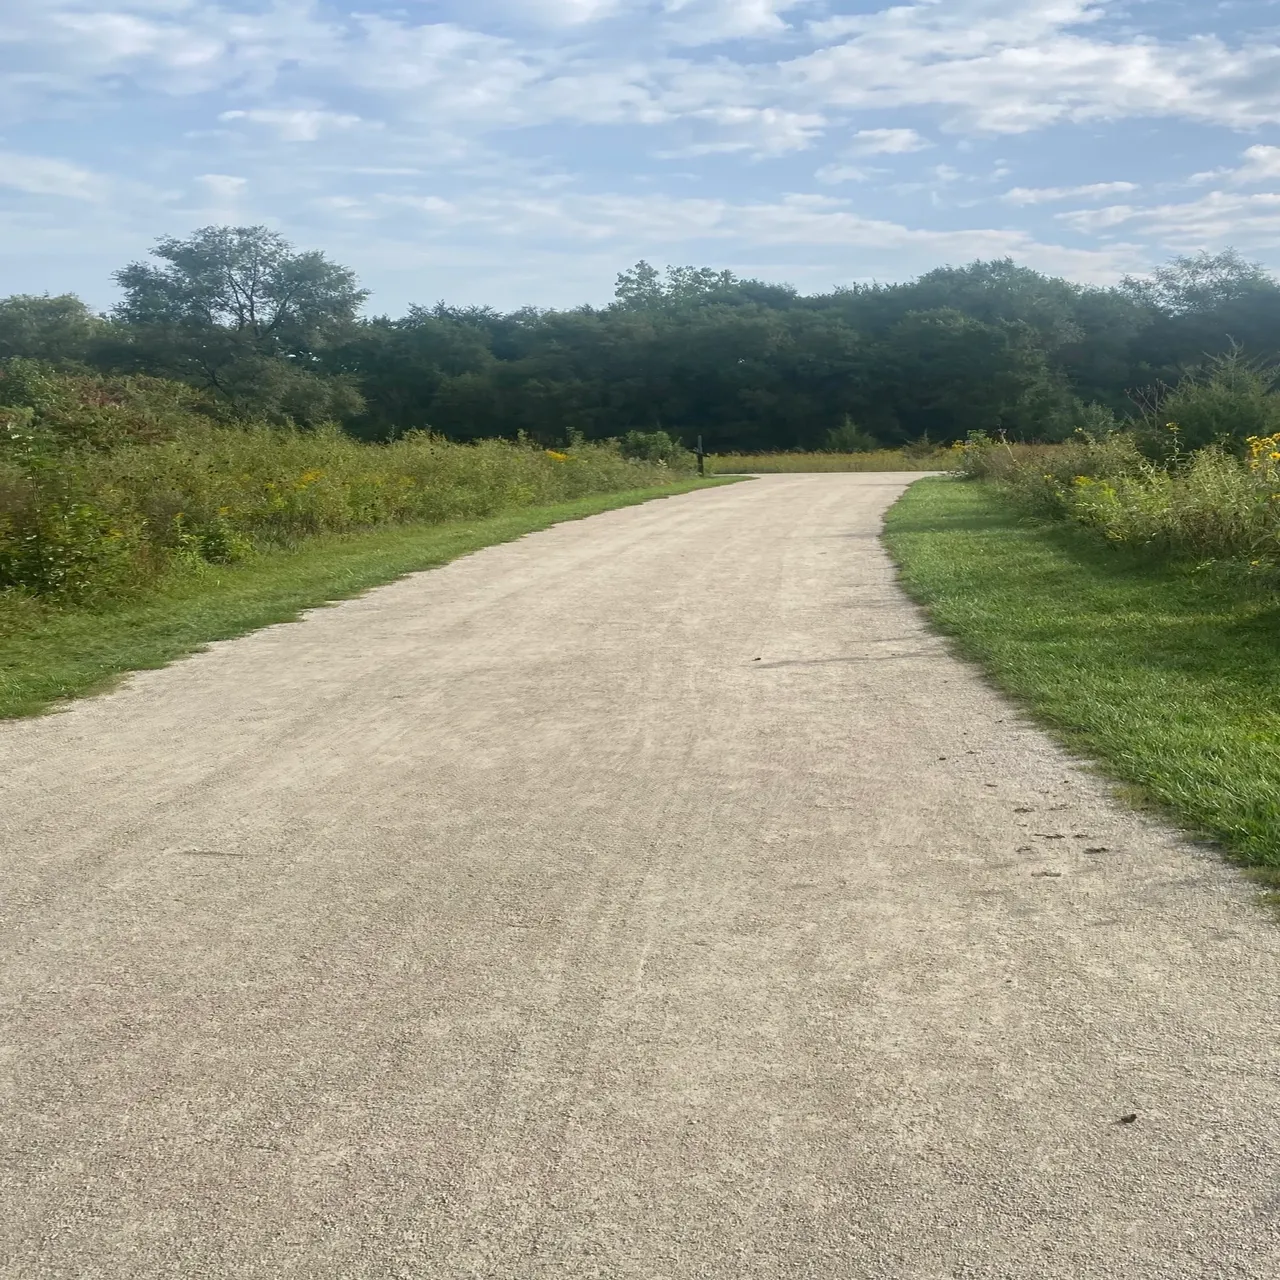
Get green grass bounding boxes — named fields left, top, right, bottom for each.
left=0, top=479, right=735, bottom=720
left=710, top=450, right=950, bottom=473
left=884, top=478, right=1280, bottom=889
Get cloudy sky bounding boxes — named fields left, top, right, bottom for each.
left=3, top=0, right=1280, bottom=312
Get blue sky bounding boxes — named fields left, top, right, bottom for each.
left=3, top=0, right=1280, bottom=313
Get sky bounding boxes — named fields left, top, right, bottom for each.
left=3, top=0, right=1280, bottom=314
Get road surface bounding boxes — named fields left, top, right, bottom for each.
left=1, top=474, right=1277, bottom=1279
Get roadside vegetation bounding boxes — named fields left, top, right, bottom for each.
left=887, top=352, right=1280, bottom=889
left=0, top=482, right=722, bottom=720
left=710, top=441, right=1065, bottom=473
left=0, top=363, right=692, bottom=615
left=953, top=354, right=1280, bottom=566
left=0, top=362, right=710, bottom=715
left=711, top=448, right=950, bottom=472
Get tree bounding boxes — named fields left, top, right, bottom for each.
left=114, top=226, right=367, bottom=349
left=0, top=294, right=105, bottom=363
left=111, top=226, right=368, bottom=425
left=1122, top=249, right=1275, bottom=315
left=1121, top=250, right=1280, bottom=385
left=882, top=309, right=1072, bottom=441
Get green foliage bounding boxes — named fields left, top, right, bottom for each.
left=957, top=355, right=1280, bottom=566
left=1064, top=443, right=1280, bottom=562
left=0, top=364, right=694, bottom=605
left=0, top=294, right=106, bottom=363
left=114, top=225, right=367, bottom=345
left=1141, top=351, right=1280, bottom=455
left=6, top=232, right=1280, bottom=455
left=110, top=225, right=368, bottom=426
left=953, top=429, right=1142, bottom=515
left=618, top=429, right=693, bottom=466
left=825, top=417, right=879, bottom=452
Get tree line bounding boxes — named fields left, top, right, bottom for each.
left=3, top=225, right=1279, bottom=451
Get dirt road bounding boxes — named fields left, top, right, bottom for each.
left=1, top=474, right=1277, bottom=1279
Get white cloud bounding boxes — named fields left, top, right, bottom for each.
left=508, top=0, right=628, bottom=26
left=197, top=173, right=248, bottom=200
left=7, top=1, right=1280, bottom=150
left=1192, top=145, right=1280, bottom=188
left=6, top=1, right=1280, bottom=309
left=1058, top=190, right=1280, bottom=249
left=788, top=0, right=1280, bottom=135
left=1003, top=181, right=1140, bottom=205
left=220, top=108, right=363, bottom=142
left=366, top=183, right=1143, bottom=280
left=661, top=0, right=810, bottom=44
left=815, top=163, right=873, bottom=184
left=0, top=150, right=104, bottom=200
left=849, top=127, right=929, bottom=155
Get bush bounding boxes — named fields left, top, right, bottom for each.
left=947, top=431, right=1118, bottom=495
left=1137, top=351, right=1280, bottom=458
left=618, top=429, right=694, bottom=467
left=1065, top=439, right=1280, bottom=561
left=825, top=417, right=880, bottom=452
left=0, top=364, right=696, bottom=603
left=960, top=415, right=1280, bottom=567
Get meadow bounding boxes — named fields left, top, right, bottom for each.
left=709, top=449, right=948, bottom=473
left=709, top=441, right=1071, bottom=474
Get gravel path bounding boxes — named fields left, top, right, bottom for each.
left=2, top=474, right=1277, bottom=1279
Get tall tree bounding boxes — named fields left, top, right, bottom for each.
left=111, top=226, right=368, bottom=425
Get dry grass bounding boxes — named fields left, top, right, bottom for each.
left=709, top=449, right=951, bottom=473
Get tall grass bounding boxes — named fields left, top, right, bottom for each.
left=710, top=449, right=952, bottom=473
left=0, top=362, right=694, bottom=620
left=954, top=428, right=1280, bottom=567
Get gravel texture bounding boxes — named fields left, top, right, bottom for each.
left=1, top=474, right=1277, bottom=1279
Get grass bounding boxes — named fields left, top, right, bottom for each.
left=710, top=450, right=950, bottom=473
left=0, top=478, right=734, bottom=720
left=883, top=477, right=1280, bottom=890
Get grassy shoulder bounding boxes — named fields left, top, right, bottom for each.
left=884, top=477, right=1280, bottom=887
left=1, top=478, right=736, bottom=720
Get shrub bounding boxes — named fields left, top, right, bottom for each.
left=1136, top=351, right=1280, bottom=459
left=825, top=417, right=880, bottom=452
left=1065, top=437, right=1280, bottom=561
left=618, top=429, right=694, bottom=467
left=0, top=364, right=696, bottom=603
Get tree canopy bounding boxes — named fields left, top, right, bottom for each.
left=5, top=230, right=1280, bottom=449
